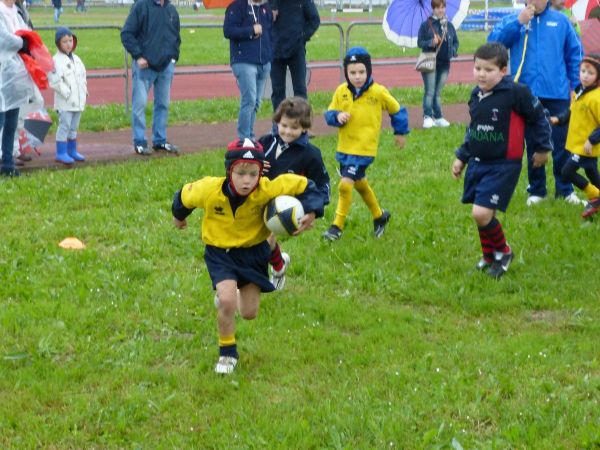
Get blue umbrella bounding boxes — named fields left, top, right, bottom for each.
left=383, top=0, right=470, bottom=48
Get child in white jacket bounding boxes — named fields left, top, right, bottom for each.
left=49, top=26, right=87, bottom=164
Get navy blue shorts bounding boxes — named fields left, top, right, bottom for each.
left=462, top=159, right=522, bottom=212
left=204, top=242, right=275, bottom=293
left=339, top=164, right=368, bottom=180
left=566, top=152, right=598, bottom=171
left=336, top=152, right=373, bottom=181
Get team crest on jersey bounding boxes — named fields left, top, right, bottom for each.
left=214, top=206, right=225, bottom=215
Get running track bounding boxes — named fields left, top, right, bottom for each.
left=40, top=57, right=476, bottom=106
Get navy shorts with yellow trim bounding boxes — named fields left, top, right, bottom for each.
left=204, top=242, right=275, bottom=292
left=462, top=159, right=521, bottom=212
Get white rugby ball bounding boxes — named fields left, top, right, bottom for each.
left=264, top=195, right=305, bottom=236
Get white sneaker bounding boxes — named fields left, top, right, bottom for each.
left=563, top=192, right=586, bottom=206
left=422, top=116, right=434, bottom=129
left=270, top=252, right=290, bottom=290
left=434, top=117, right=450, bottom=127
left=215, top=356, right=238, bottom=374
left=526, top=195, right=546, bottom=206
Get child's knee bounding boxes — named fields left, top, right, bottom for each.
left=218, top=295, right=238, bottom=316
left=339, top=179, right=353, bottom=194
left=472, top=206, right=493, bottom=226
left=240, top=309, right=258, bottom=320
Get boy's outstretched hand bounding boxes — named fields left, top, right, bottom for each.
left=173, top=217, right=187, bottom=229
left=531, top=152, right=548, bottom=168
left=451, top=158, right=465, bottom=180
left=395, top=135, right=406, bottom=149
left=293, top=212, right=316, bottom=235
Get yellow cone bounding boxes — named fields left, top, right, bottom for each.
left=58, top=237, right=86, bottom=250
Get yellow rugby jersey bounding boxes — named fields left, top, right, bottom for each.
left=328, top=82, right=401, bottom=157
left=180, top=174, right=308, bottom=248
left=566, top=88, right=600, bottom=157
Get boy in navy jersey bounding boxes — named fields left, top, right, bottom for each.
left=451, top=43, right=553, bottom=278
left=258, top=97, right=330, bottom=290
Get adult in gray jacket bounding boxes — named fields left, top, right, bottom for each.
left=121, top=0, right=181, bottom=156
left=269, top=0, right=320, bottom=111
left=0, top=0, right=35, bottom=176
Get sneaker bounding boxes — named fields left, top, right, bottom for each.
left=323, top=224, right=342, bottom=241
left=373, top=209, right=391, bottom=238
left=0, top=167, right=20, bottom=177
left=562, top=192, right=586, bottom=206
left=487, top=250, right=514, bottom=279
left=214, top=356, right=238, bottom=374
left=134, top=144, right=151, bottom=155
left=526, top=195, right=545, bottom=206
left=475, top=257, right=493, bottom=271
left=582, top=197, right=600, bottom=219
left=422, top=116, right=434, bottom=129
left=270, top=252, right=290, bottom=291
left=434, top=117, right=450, bottom=127
left=153, top=142, right=180, bottom=153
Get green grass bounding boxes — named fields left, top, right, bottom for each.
left=30, top=6, right=490, bottom=68
left=2, top=127, right=600, bottom=447
left=71, top=84, right=475, bottom=132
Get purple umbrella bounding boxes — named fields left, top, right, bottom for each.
left=383, top=0, right=470, bottom=48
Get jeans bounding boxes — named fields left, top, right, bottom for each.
left=0, top=108, right=19, bottom=172
left=270, top=49, right=307, bottom=111
left=53, top=7, right=62, bottom=23
left=232, top=62, right=270, bottom=140
left=421, top=63, right=449, bottom=119
left=56, top=110, right=82, bottom=141
left=131, top=60, right=174, bottom=147
left=525, top=98, right=573, bottom=198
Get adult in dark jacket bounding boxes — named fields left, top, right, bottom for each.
left=224, top=0, right=273, bottom=140
left=121, top=0, right=181, bottom=155
left=417, top=0, right=459, bottom=129
left=269, top=0, right=320, bottom=111
left=488, top=0, right=583, bottom=206
left=51, top=0, right=61, bottom=23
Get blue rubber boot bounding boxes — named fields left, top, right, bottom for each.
left=55, top=141, right=74, bottom=165
left=67, top=139, right=85, bottom=162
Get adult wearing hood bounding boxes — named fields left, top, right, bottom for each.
left=224, top=0, right=273, bottom=140
left=0, top=0, right=35, bottom=176
left=488, top=0, right=583, bottom=206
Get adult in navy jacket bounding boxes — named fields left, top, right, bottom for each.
left=269, top=0, right=320, bottom=111
left=488, top=0, right=583, bottom=206
left=224, top=0, right=273, bottom=140
left=121, top=0, right=181, bottom=156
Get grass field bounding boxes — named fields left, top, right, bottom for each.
left=5, top=5, right=600, bottom=447
left=2, top=125, right=600, bottom=447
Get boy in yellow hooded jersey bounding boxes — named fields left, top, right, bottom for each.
left=172, top=138, right=325, bottom=374
left=322, top=47, right=410, bottom=241
left=550, top=53, right=600, bottom=219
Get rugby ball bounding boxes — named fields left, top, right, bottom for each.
left=264, top=195, right=304, bottom=236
